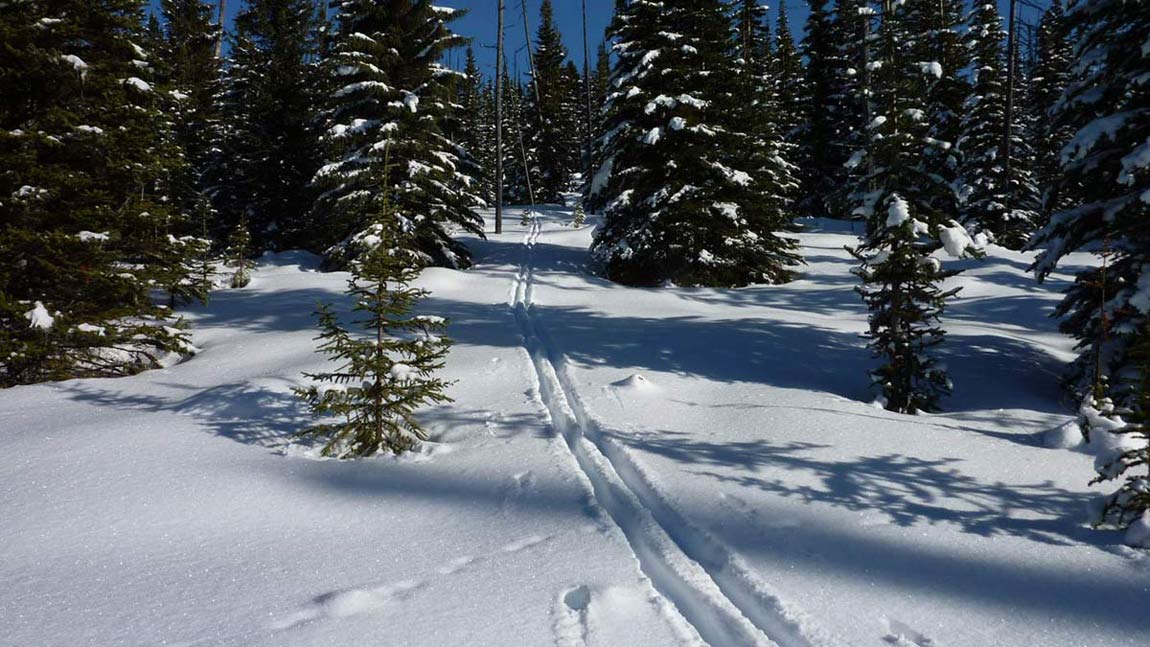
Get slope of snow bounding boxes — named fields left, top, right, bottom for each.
left=1, top=210, right=1147, bottom=647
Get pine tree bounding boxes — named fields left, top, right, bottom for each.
left=955, top=0, right=1039, bottom=249
left=226, top=218, right=253, bottom=289
left=210, top=0, right=322, bottom=251
left=591, top=0, right=800, bottom=287
left=503, top=65, right=539, bottom=206
left=847, top=0, right=977, bottom=414
left=822, top=0, right=871, bottom=220
left=799, top=0, right=840, bottom=216
left=772, top=3, right=805, bottom=140
left=457, top=47, right=495, bottom=204
left=913, top=0, right=968, bottom=229
left=1090, top=324, right=1150, bottom=546
left=0, top=0, right=201, bottom=386
left=295, top=215, right=453, bottom=459
left=158, top=0, right=222, bottom=222
left=1029, top=0, right=1074, bottom=222
left=1031, top=0, right=1150, bottom=404
left=312, top=0, right=483, bottom=269
left=525, top=0, right=581, bottom=203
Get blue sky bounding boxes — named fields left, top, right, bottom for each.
left=150, top=1, right=1050, bottom=79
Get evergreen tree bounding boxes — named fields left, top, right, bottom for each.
left=1029, top=0, right=1074, bottom=222
left=772, top=3, right=805, bottom=140
left=1088, top=324, right=1150, bottom=546
left=591, top=0, right=800, bottom=287
left=799, top=0, right=841, bottom=216
left=226, top=218, right=253, bottom=289
left=847, top=0, right=977, bottom=414
left=1031, top=0, right=1150, bottom=403
left=525, top=0, right=581, bottom=203
left=955, top=0, right=1039, bottom=249
left=457, top=47, right=495, bottom=204
left=312, top=0, right=483, bottom=269
left=295, top=228, right=453, bottom=459
left=501, top=65, right=536, bottom=205
left=0, top=0, right=201, bottom=386
left=823, top=0, right=871, bottom=220
left=211, top=0, right=322, bottom=251
left=158, top=0, right=222, bottom=221
left=913, top=0, right=968, bottom=229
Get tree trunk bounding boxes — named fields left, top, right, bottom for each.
left=495, top=0, right=505, bottom=234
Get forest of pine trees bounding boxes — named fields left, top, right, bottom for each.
left=1, top=0, right=1148, bottom=528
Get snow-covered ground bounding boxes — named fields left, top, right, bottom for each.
left=2, top=208, right=1147, bottom=647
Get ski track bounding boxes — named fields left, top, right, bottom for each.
left=508, top=215, right=844, bottom=647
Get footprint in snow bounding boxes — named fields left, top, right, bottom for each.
left=271, top=580, right=425, bottom=631
left=553, top=585, right=592, bottom=647
left=501, top=533, right=551, bottom=553
left=881, top=617, right=941, bottom=647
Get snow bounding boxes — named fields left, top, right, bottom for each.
left=939, top=222, right=976, bottom=258
left=24, top=301, right=54, bottom=330
left=642, top=127, right=662, bottom=145
left=1, top=210, right=1146, bottom=647
left=77, top=230, right=109, bottom=243
left=669, top=117, right=687, bottom=131
left=402, top=91, right=419, bottom=113
left=885, top=195, right=911, bottom=228
left=76, top=323, right=106, bottom=336
left=59, top=54, right=88, bottom=79
left=1126, top=512, right=1150, bottom=548
left=123, top=77, right=152, bottom=92
left=919, top=61, right=943, bottom=79
left=74, top=125, right=104, bottom=135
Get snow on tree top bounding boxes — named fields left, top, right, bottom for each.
left=25, top=302, right=54, bottom=330
left=123, top=77, right=151, bottom=92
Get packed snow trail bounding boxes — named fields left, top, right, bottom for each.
left=509, top=213, right=841, bottom=647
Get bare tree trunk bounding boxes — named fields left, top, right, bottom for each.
left=495, top=0, right=505, bottom=234
left=215, top=0, right=227, bottom=58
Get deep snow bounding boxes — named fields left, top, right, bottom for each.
left=1, top=208, right=1148, bottom=647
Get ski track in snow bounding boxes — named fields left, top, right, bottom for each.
left=508, top=214, right=845, bottom=647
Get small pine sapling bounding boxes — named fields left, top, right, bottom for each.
left=572, top=204, right=586, bottom=228
left=227, top=218, right=254, bottom=288
left=1090, top=325, right=1150, bottom=546
left=294, top=231, right=454, bottom=458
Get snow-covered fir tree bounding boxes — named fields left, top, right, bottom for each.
left=1029, top=0, right=1074, bottom=222
left=955, top=0, right=1039, bottom=249
left=848, top=0, right=978, bottom=414
left=295, top=222, right=453, bottom=459
left=912, top=0, right=968, bottom=228
left=0, top=0, right=202, bottom=386
left=211, top=0, right=322, bottom=251
left=524, top=0, right=582, bottom=203
left=157, top=0, right=222, bottom=224
left=1086, top=327, right=1150, bottom=547
left=311, top=0, right=483, bottom=269
left=591, top=0, right=801, bottom=287
left=772, top=2, right=806, bottom=140
left=1031, top=0, right=1150, bottom=404
left=501, top=64, right=537, bottom=205
left=456, top=47, right=496, bottom=205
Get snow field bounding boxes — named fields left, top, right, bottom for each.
left=2, top=207, right=1147, bottom=646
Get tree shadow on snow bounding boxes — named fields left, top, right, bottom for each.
left=613, top=428, right=1093, bottom=547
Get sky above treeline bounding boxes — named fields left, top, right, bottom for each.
left=149, top=0, right=1051, bottom=80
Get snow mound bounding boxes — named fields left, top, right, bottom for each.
left=1126, top=512, right=1150, bottom=548
left=610, top=374, right=659, bottom=393
left=1044, top=421, right=1083, bottom=449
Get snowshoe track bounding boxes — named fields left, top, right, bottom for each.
left=508, top=214, right=842, bottom=647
